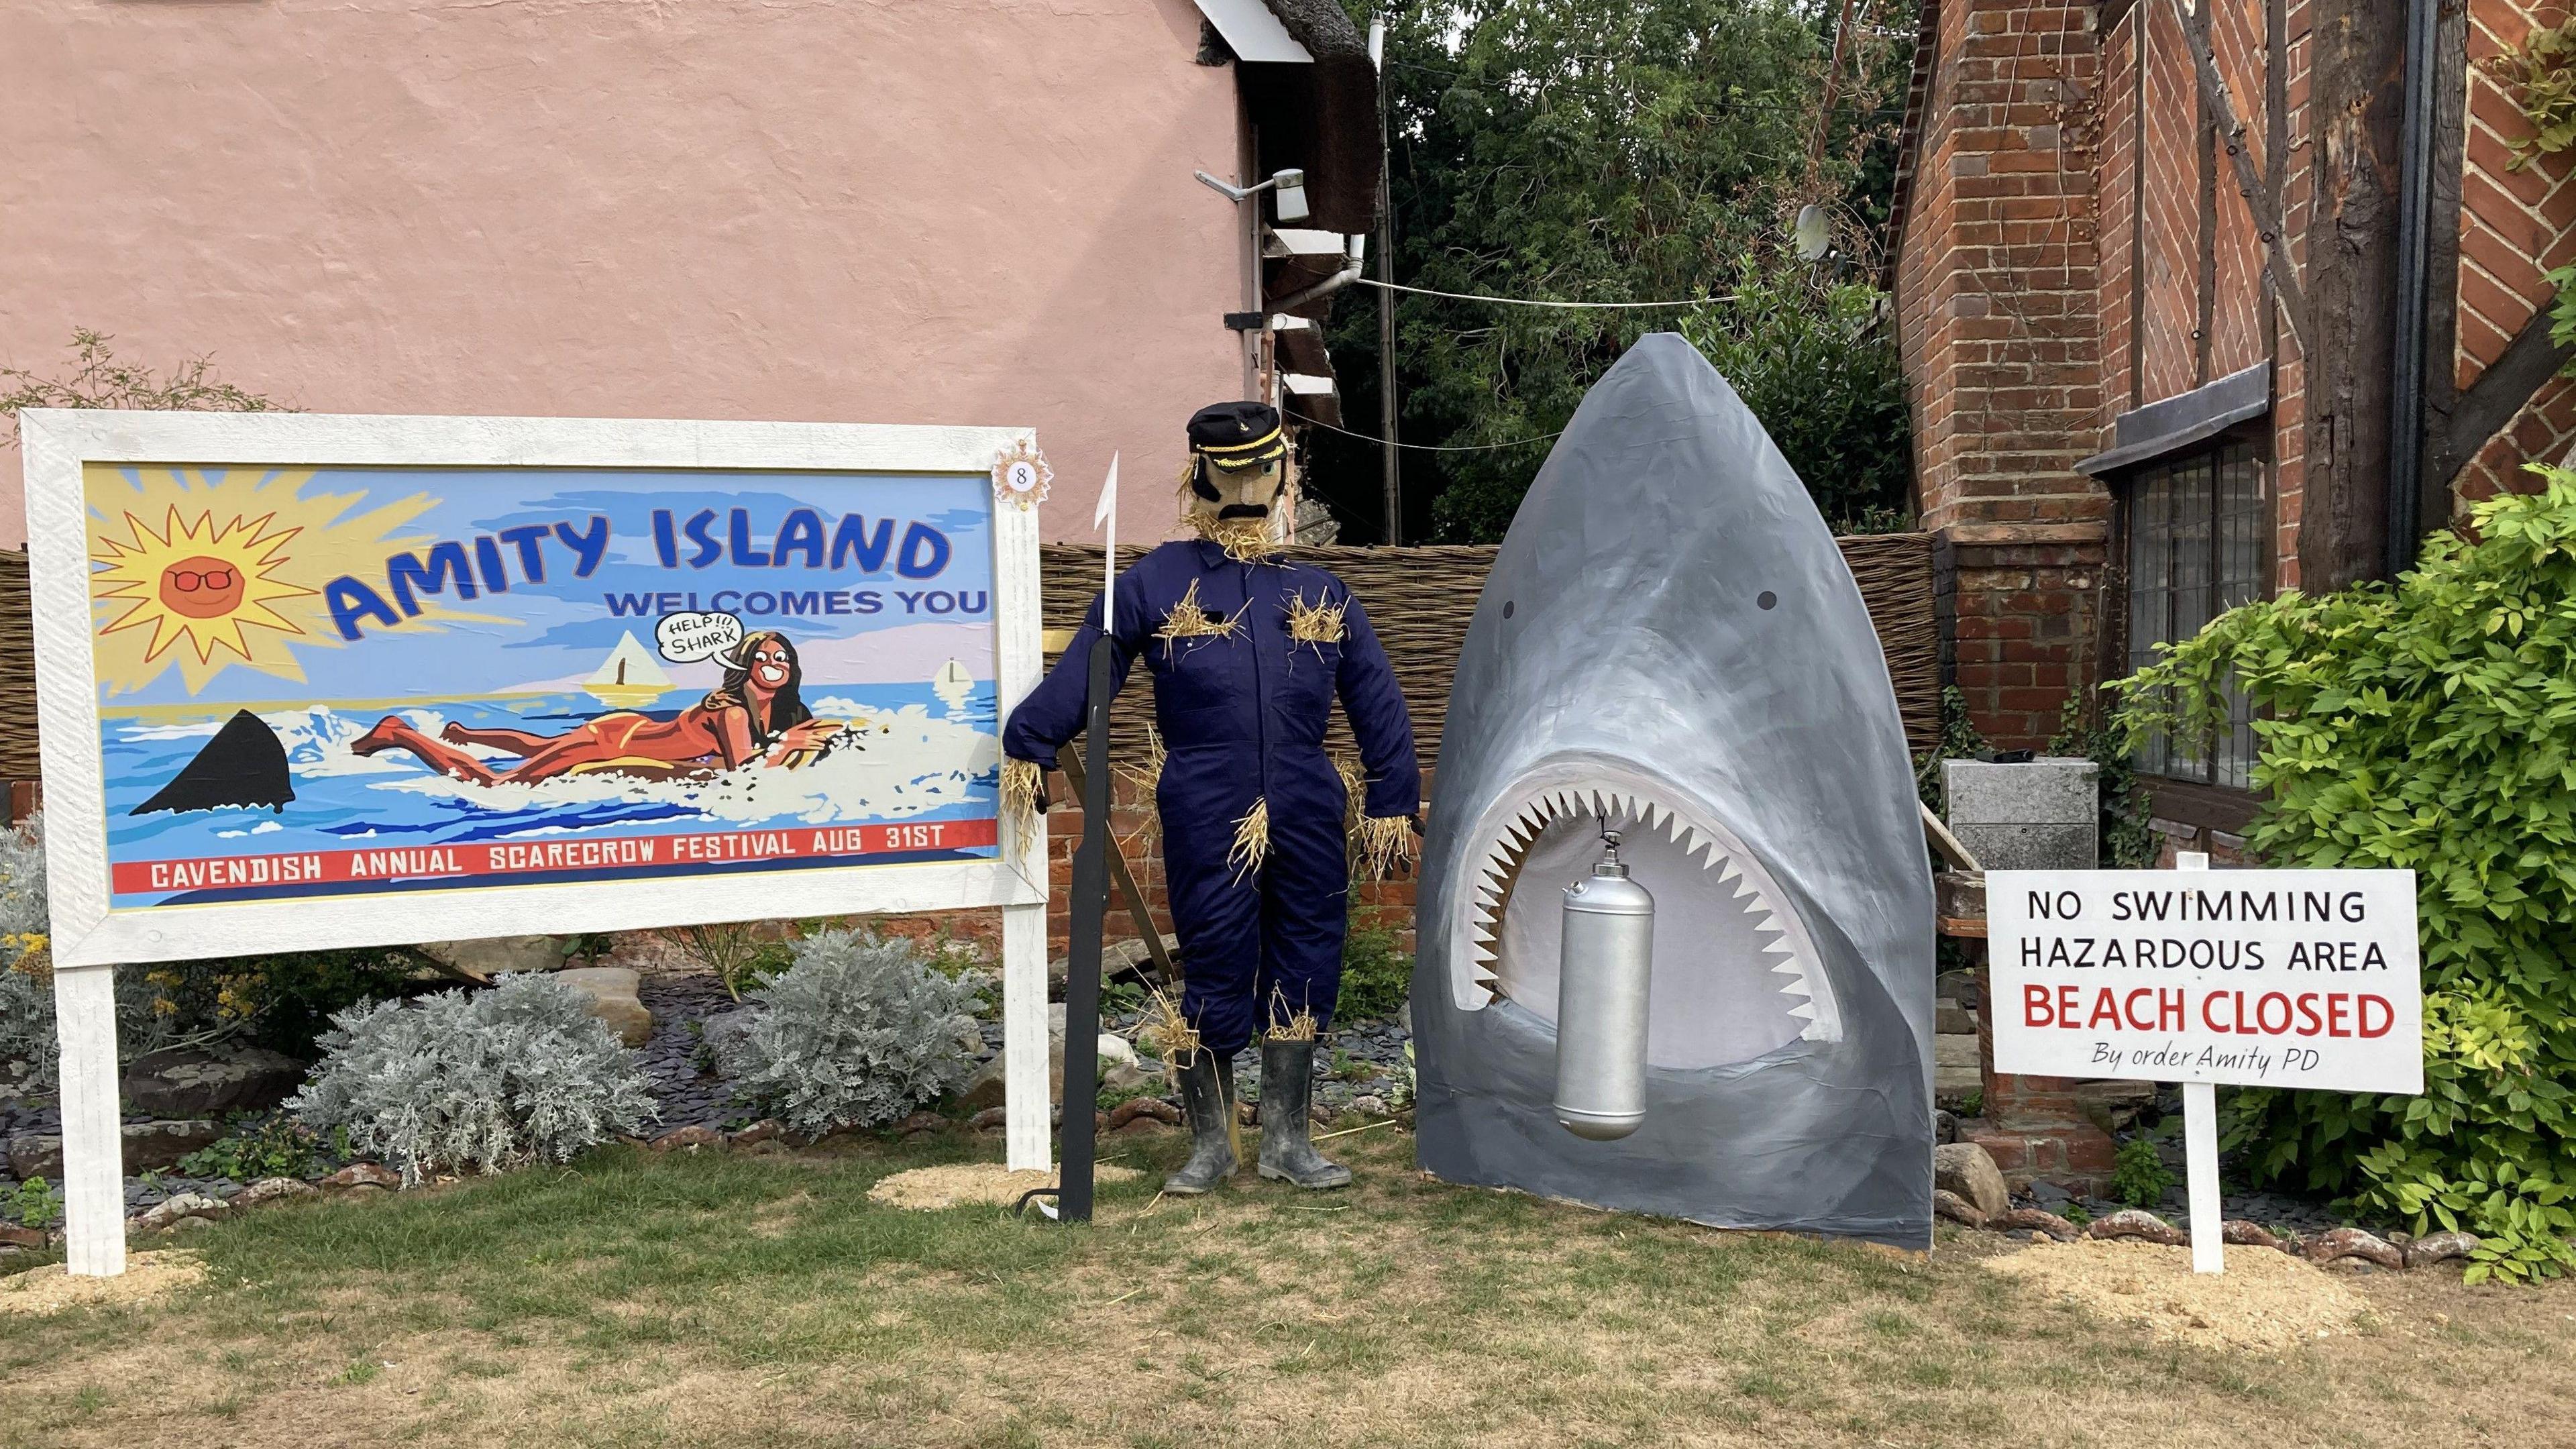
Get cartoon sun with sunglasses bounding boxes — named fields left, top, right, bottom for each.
left=93, top=505, right=316, bottom=675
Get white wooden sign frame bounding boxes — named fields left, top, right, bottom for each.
left=19, top=410, right=1060, bottom=1275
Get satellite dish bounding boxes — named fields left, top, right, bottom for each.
left=1792, top=204, right=1831, bottom=262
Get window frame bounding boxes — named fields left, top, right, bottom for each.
left=2106, top=422, right=2275, bottom=819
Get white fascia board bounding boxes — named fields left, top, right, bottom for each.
left=1193, top=0, right=1313, bottom=63
left=1281, top=372, right=1338, bottom=396
left=1263, top=227, right=1349, bottom=258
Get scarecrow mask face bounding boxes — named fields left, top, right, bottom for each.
left=1196, top=455, right=1290, bottom=521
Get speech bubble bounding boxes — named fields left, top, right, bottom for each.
left=656, top=610, right=745, bottom=664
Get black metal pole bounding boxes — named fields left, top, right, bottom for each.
left=1055, top=636, right=1115, bottom=1222
left=1378, top=35, right=1401, bottom=547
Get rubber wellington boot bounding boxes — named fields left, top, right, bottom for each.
left=1162, top=1049, right=1238, bottom=1195
left=1257, top=1038, right=1351, bottom=1189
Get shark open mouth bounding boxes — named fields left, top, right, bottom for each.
left=1450, top=758, right=1841, bottom=1065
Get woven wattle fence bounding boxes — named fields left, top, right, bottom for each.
left=1039, top=535, right=1939, bottom=770
left=0, top=553, right=36, bottom=780
left=0, top=537, right=1938, bottom=788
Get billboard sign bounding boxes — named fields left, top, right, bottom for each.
left=21, top=410, right=1047, bottom=966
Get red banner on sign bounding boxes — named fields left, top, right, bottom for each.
left=112, top=818, right=998, bottom=896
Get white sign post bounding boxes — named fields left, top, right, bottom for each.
left=1988, top=855, right=2422, bottom=1273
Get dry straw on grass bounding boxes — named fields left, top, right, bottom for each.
left=867, top=1163, right=1138, bottom=1212
left=0, top=1250, right=207, bottom=1316
left=1982, top=1238, right=2369, bottom=1352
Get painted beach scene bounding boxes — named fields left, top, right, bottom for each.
left=83, top=463, right=1004, bottom=908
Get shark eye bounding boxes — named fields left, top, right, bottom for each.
left=1502, top=600, right=1515, bottom=619
left=1758, top=591, right=1778, bottom=610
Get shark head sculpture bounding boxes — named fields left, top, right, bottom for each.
left=1412, top=333, right=1935, bottom=1247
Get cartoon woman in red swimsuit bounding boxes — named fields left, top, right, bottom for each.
left=351, top=631, right=841, bottom=786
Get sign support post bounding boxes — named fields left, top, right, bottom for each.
left=54, top=963, right=125, bottom=1277
left=2175, top=851, right=2224, bottom=1273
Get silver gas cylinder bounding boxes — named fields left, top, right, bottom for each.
left=1552, top=830, right=1655, bottom=1140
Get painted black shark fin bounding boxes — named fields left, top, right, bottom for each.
left=1413, top=333, right=1935, bottom=1248
left=131, top=710, right=295, bottom=815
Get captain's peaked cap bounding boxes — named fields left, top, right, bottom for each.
left=1186, top=400, right=1289, bottom=471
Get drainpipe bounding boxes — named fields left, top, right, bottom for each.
left=2386, top=0, right=2438, bottom=580
left=1269, top=236, right=1366, bottom=313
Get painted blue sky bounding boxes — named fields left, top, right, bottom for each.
left=95, top=466, right=998, bottom=708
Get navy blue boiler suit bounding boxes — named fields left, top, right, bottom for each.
left=1004, top=541, right=1420, bottom=1057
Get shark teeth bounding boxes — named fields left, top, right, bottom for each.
left=1454, top=771, right=1840, bottom=1042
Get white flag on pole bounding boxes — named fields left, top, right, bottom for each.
left=1095, top=453, right=1120, bottom=614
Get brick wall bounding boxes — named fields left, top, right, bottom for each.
left=1901, top=1, right=2334, bottom=748
left=1898, top=0, right=2112, bottom=749
left=2456, top=1, right=2576, bottom=506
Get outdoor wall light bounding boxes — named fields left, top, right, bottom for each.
left=1194, top=167, right=1309, bottom=224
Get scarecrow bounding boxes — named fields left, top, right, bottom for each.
left=1002, top=401, right=1420, bottom=1193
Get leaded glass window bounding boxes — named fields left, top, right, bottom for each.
left=2124, top=440, right=2265, bottom=789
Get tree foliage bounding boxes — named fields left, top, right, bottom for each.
left=2, top=328, right=284, bottom=445
left=2116, top=468, right=2576, bottom=1282
left=1679, top=260, right=1913, bottom=533
left=1311, top=0, right=1918, bottom=541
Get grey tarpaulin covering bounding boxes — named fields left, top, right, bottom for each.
left=1411, top=333, right=1935, bottom=1248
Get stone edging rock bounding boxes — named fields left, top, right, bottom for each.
left=1935, top=1201, right=2482, bottom=1273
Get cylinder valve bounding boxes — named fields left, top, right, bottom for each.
left=1552, top=828, right=1655, bottom=1140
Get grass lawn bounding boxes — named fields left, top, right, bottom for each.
left=3, top=1127, right=2571, bottom=1448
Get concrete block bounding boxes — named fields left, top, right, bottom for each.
left=1951, top=821, right=2096, bottom=872
left=1942, top=757, right=2097, bottom=825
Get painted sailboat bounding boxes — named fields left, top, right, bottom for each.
left=585, top=632, right=673, bottom=709
left=933, top=657, right=973, bottom=714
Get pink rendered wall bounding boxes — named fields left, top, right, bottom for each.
left=0, top=0, right=1246, bottom=547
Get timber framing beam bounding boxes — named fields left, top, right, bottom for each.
left=2165, top=0, right=2310, bottom=353
left=2429, top=311, right=2575, bottom=489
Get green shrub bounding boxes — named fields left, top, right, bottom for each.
left=1913, top=686, right=1990, bottom=820
left=2048, top=694, right=2162, bottom=869
left=290, top=973, right=656, bottom=1186
left=144, top=947, right=433, bottom=1059
left=177, top=1112, right=341, bottom=1182
left=0, top=812, right=435, bottom=1091
left=1336, top=924, right=1411, bottom=1022
left=1680, top=261, right=1915, bottom=533
left=3, top=1176, right=63, bottom=1229
left=2108, top=1134, right=2176, bottom=1210
left=702, top=928, right=981, bottom=1138
left=2116, top=467, right=2576, bottom=1282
